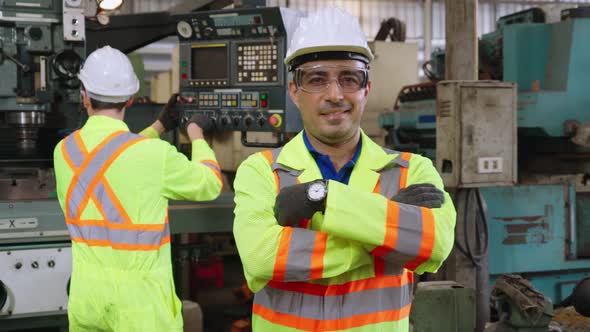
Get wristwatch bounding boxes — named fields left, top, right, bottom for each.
left=307, top=180, right=328, bottom=211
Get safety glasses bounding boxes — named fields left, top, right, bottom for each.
left=294, top=64, right=369, bottom=93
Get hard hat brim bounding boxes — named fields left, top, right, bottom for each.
left=284, top=45, right=374, bottom=66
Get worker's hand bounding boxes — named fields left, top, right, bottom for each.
left=157, top=93, right=180, bottom=132
left=188, top=114, right=214, bottom=132
left=181, top=114, right=214, bottom=141
left=274, top=181, right=326, bottom=227
left=390, top=183, right=445, bottom=208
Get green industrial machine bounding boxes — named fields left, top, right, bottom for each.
left=0, top=1, right=85, bottom=330
left=381, top=6, right=590, bottom=331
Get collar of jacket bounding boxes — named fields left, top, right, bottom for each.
left=275, top=130, right=407, bottom=192
left=84, top=115, right=130, bottom=132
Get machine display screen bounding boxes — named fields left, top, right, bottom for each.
left=191, top=45, right=228, bottom=80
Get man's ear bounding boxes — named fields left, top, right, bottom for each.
left=364, top=80, right=371, bottom=97
left=125, top=96, right=134, bottom=109
left=81, top=90, right=91, bottom=109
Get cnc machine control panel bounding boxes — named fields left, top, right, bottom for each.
left=174, top=7, right=295, bottom=135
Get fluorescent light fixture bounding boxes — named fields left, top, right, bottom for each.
left=97, top=0, right=123, bottom=11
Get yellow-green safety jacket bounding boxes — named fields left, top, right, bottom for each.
left=53, top=115, right=222, bottom=331
left=233, top=130, right=456, bottom=331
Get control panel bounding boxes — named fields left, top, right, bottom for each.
left=173, top=7, right=299, bottom=142
left=0, top=245, right=71, bottom=317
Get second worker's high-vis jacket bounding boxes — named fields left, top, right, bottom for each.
left=233, top=130, right=456, bottom=332
left=53, top=115, right=222, bottom=331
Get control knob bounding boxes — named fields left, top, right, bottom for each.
left=244, top=115, right=254, bottom=128
left=220, top=115, right=231, bottom=127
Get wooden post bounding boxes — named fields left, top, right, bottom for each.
left=445, top=0, right=478, bottom=80
left=444, top=4, right=487, bottom=330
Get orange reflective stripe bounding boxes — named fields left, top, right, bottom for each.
left=73, top=130, right=88, bottom=155
left=253, top=303, right=411, bottom=331
left=65, top=132, right=107, bottom=220
left=373, top=178, right=380, bottom=194
left=101, top=178, right=133, bottom=224
left=268, top=272, right=410, bottom=296
left=66, top=218, right=168, bottom=231
left=62, top=133, right=114, bottom=221
left=201, top=159, right=223, bottom=187
left=71, top=235, right=171, bottom=251
left=89, top=192, right=108, bottom=220
left=309, top=232, right=327, bottom=280
left=261, top=151, right=280, bottom=194
left=404, top=207, right=436, bottom=270
left=75, top=136, right=146, bottom=220
left=201, top=159, right=220, bottom=168
left=273, top=227, right=293, bottom=281
left=371, top=201, right=399, bottom=257
left=261, top=150, right=273, bottom=164
left=398, top=152, right=412, bottom=189
left=61, top=141, right=77, bottom=172
left=65, top=131, right=125, bottom=219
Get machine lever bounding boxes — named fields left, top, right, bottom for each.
left=1, top=49, right=30, bottom=72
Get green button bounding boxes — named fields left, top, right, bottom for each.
left=181, top=61, right=188, bottom=68
left=260, top=93, right=267, bottom=100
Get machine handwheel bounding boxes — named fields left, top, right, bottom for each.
left=0, top=280, right=7, bottom=310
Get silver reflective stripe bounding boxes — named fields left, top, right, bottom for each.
left=201, top=161, right=220, bottom=173
left=64, top=133, right=85, bottom=167
left=382, top=148, right=410, bottom=168
left=283, top=228, right=317, bottom=281
left=94, top=182, right=124, bottom=223
left=382, top=204, right=424, bottom=266
left=67, top=223, right=170, bottom=246
left=67, top=132, right=140, bottom=219
left=379, top=167, right=401, bottom=198
left=379, top=149, right=415, bottom=275
left=269, top=147, right=302, bottom=190
left=254, top=283, right=412, bottom=320
left=271, top=147, right=282, bottom=164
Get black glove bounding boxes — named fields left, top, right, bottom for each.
left=157, top=94, right=180, bottom=131
left=182, top=113, right=215, bottom=132
left=391, top=183, right=445, bottom=208
left=274, top=180, right=327, bottom=227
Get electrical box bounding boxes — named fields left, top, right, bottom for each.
left=410, top=281, right=476, bottom=332
left=436, top=81, right=517, bottom=188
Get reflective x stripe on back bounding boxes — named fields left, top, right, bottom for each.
left=62, top=130, right=170, bottom=250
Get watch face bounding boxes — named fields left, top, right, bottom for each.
left=308, top=182, right=327, bottom=201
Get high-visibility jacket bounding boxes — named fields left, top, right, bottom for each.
left=53, top=115, right=222, bottom=331
left=233, top=130, right=456, bottom=331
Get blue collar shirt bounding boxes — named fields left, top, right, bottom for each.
left=303, top=130, right=362, bottom=185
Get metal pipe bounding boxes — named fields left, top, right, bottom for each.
left=424, top=0, right=432, bottom=62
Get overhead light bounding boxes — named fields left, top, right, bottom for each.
left=97, top=0, right=123, bottom=11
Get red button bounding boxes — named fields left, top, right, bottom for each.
left=269, top=114, right=282, bottom=128
left=181, top=73, right=188, bottom=80
left=261, top=99, right=267, bottom=108
left=254, top=16, right=261, bottom=24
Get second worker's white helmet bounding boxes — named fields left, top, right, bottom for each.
left=78, top=45, right=139, bottom=103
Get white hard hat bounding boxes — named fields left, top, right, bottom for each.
left=284, top=6, right=374, bottom=70
left=78, top=45, right=139, bottom=103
